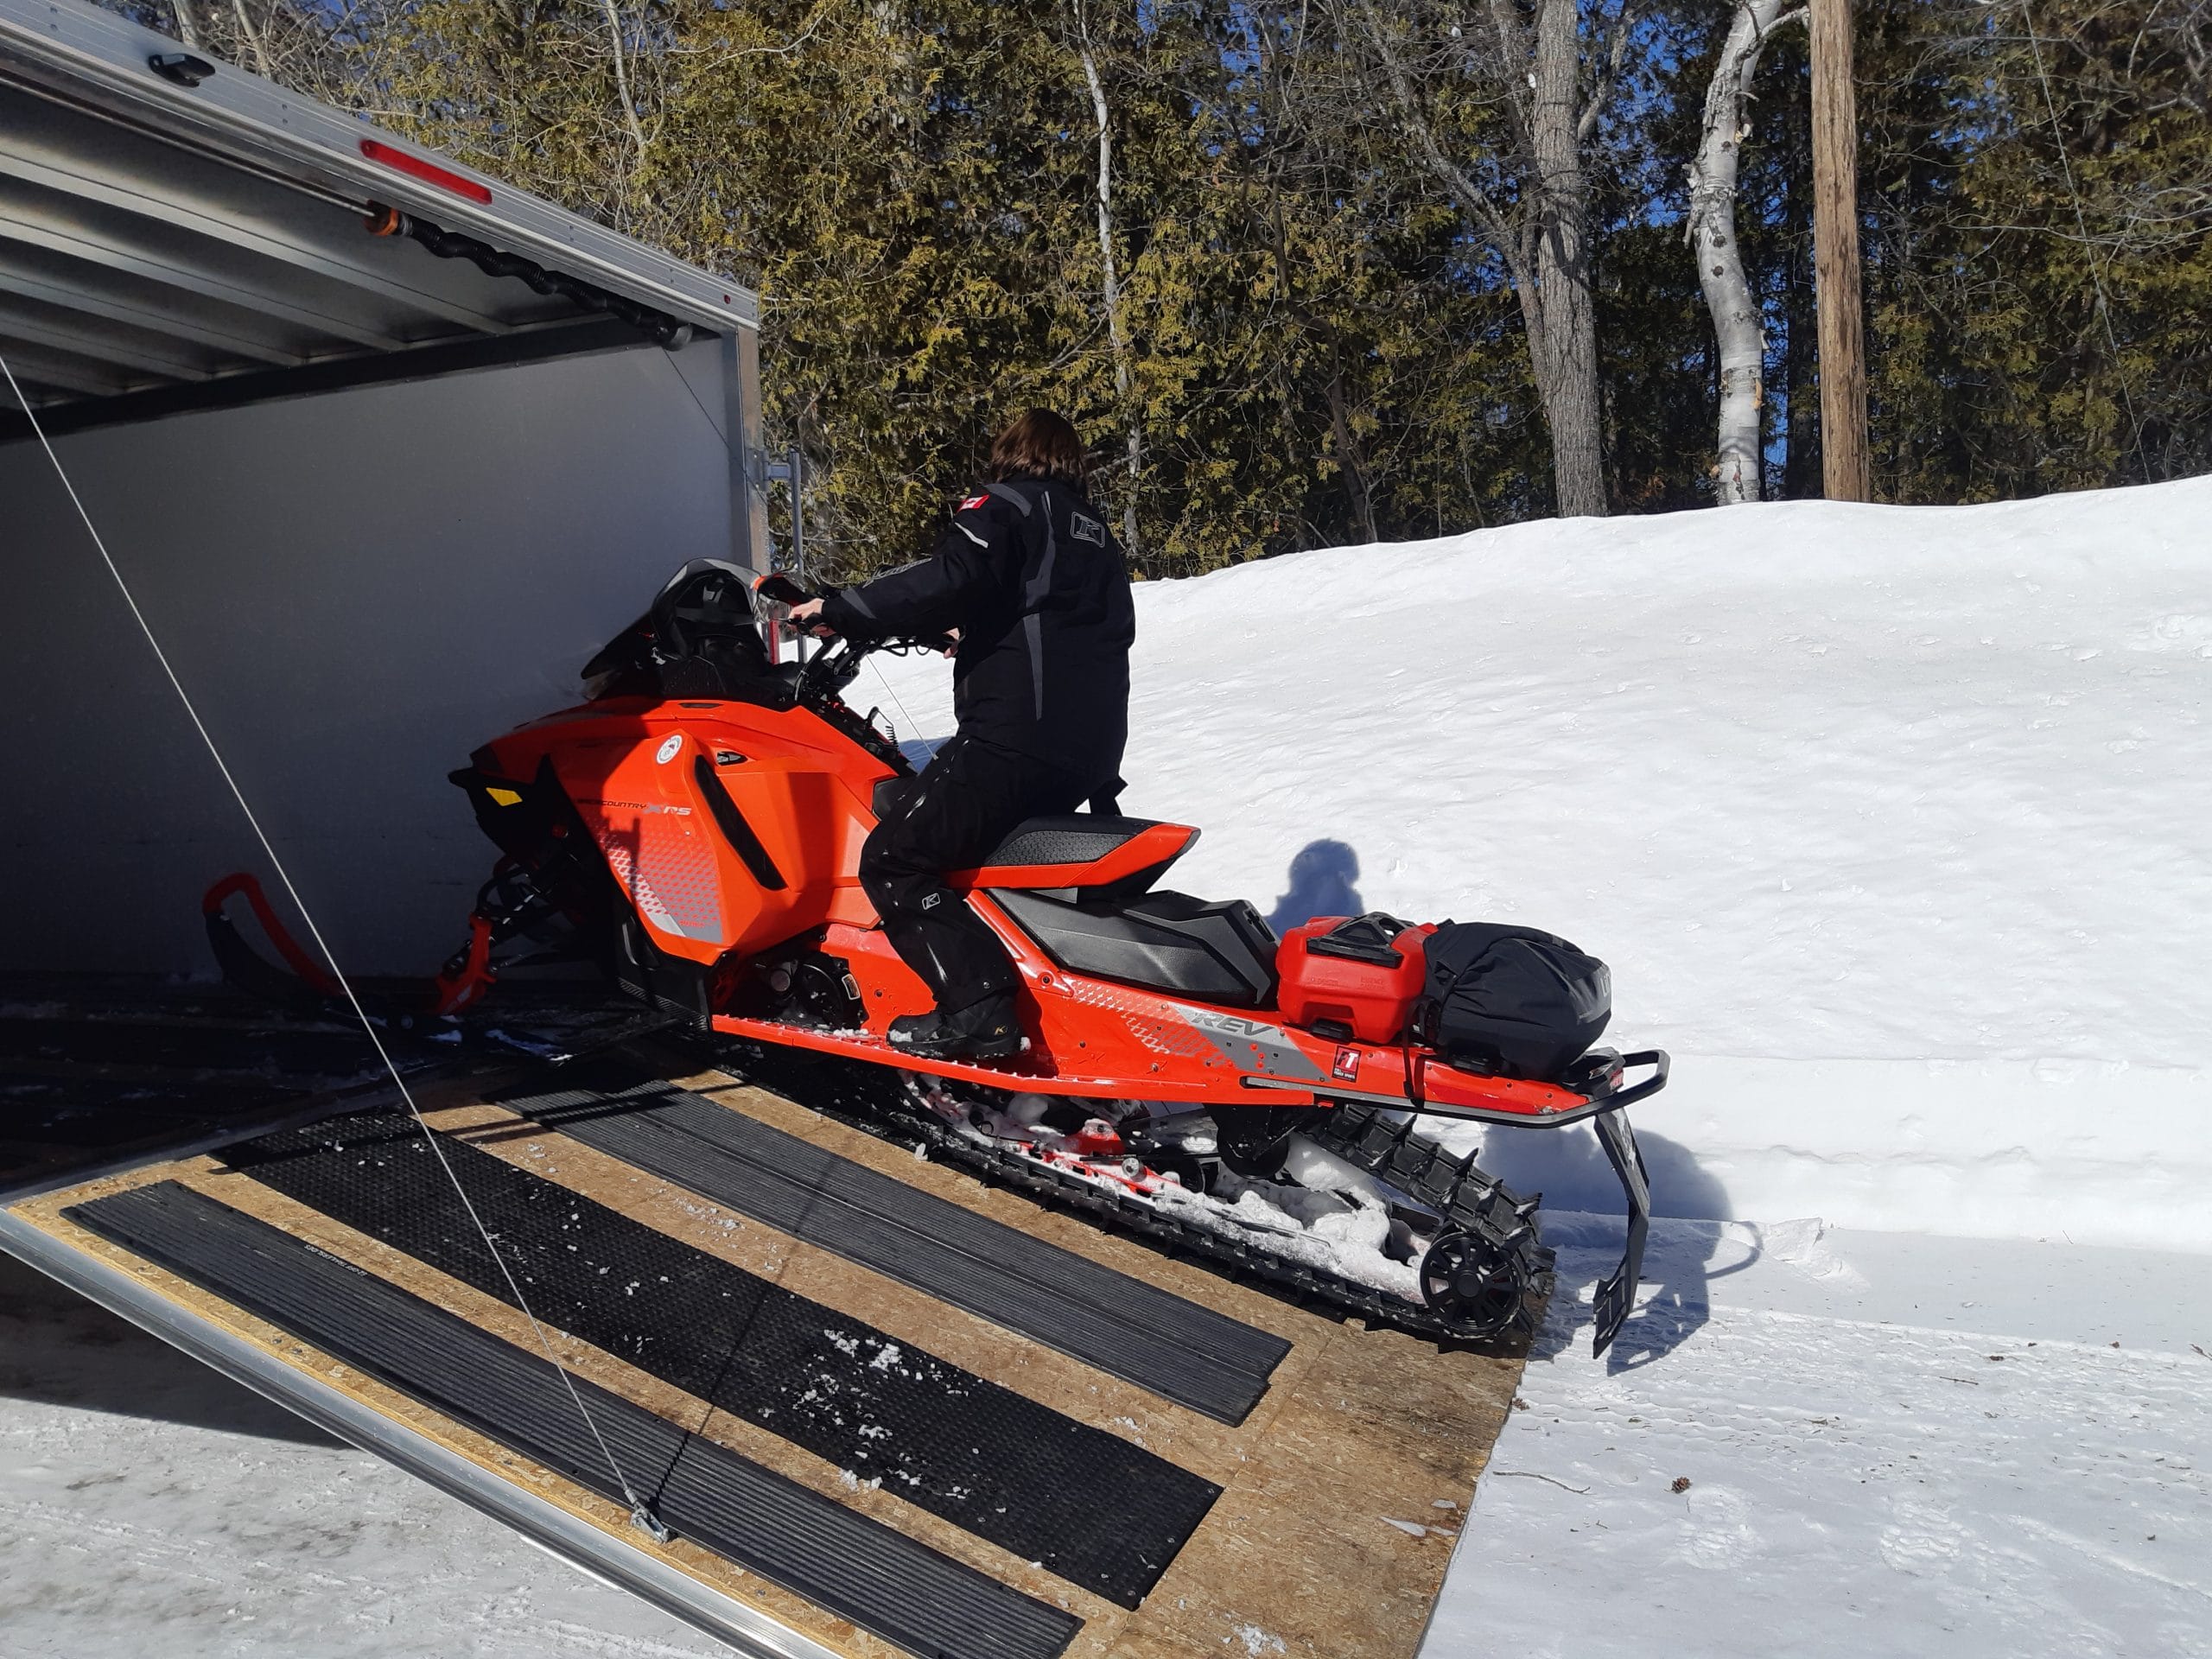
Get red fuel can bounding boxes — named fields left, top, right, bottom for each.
left=1275, top=914, right=1434, bottom=1045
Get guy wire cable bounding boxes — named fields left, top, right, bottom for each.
left=0, top=352, right=669, bottom=1544
left=868, top=651, right=936, bottom=765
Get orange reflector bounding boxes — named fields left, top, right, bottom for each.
left=359, top=139, right=492, bottom=206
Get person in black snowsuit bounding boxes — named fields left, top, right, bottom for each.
left=790, top=410, right=1135, bottom=1058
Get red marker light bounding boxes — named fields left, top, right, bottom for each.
left=359, top=138, right=492, bottom=206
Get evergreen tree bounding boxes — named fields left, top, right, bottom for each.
left=105, top=0, right=2212, bottom=566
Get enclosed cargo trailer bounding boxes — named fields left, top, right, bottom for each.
left=0, top=0, right=767, bottom=979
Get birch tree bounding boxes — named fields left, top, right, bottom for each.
left=1686, top=1, right=1802, bottom=503
left=1070, top=0, right=1142, bottom=565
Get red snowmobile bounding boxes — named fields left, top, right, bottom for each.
left=210, top=561, right=1666, bottom=1353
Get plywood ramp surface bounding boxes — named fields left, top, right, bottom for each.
left=5, top=1053, right=1526, bottom=1659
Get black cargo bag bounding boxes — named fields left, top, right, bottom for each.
left=1416, top=922, right=1611, bottom=1080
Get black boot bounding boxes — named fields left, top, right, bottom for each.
left=887, top=993, right=1022, bottom=1060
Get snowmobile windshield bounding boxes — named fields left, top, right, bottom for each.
left=582, top=560, right=774, bottom=700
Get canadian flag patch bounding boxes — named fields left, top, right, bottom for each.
left=959, top=493, right=989, bottom=512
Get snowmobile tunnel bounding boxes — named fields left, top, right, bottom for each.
left=3, top=1041, right=1529, bottom=1659
left=0, top=0, right=757, bottom=440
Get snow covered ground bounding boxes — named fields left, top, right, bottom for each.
left=8, top=478, right=2210, bottom=1655
left=1427, top=1217, right=2212, bottom=1659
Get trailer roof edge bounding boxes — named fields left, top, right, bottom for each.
left=0, top=0, right=758, bottom=337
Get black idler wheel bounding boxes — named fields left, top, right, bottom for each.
left=1210, top=1103, right=1325, bottom=1177
left=1418, top=1227, right=1533, bottom=1339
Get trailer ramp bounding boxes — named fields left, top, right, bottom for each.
left=2, top=1052, right=1526, bottom=1658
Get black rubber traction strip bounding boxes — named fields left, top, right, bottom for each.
left=65, top=1180, right=1081, bottom=1659
left=491, top=1061, right=1292, bottom=1425
left=220, top=1111, right=1218, bottom=1609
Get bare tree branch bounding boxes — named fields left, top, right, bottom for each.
left=1579, top=0, right=1644, bottom=142
left=231, top=0, right=270, bottom=76
left=600, top=0, right=649, bottom=162
left=1355, top=0, right=1517, bottom=255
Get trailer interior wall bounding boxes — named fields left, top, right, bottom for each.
left=2, top=336, right=734, bottom=977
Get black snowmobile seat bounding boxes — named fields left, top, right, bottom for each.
left=968, top=819, right=1279, bottom=1008
left=990, top=887, right=1280, bottom=1009
left=950, top=816, right=1198, bottom=895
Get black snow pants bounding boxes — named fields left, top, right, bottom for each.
left=859, top=735, right=1090, bottom=1014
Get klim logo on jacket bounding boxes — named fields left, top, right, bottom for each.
left=960, top=493, right=990, bottom=512
left=1070, top=512, right=1106, bottom=546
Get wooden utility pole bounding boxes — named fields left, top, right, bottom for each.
left=1809, top=0, right=1870, bottom=500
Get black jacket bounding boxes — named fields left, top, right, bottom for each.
left=822, top=479, right=1135, bottom=787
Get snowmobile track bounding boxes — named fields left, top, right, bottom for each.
left=918, top=1105, right=1554, bottom=1350
left=718, top=1039, right=1556, bottom=1351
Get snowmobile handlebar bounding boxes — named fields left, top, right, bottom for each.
left=753, top=573, right=959, bottom=674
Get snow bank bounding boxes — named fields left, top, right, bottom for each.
left=873, top=476, right=2212, bottom=1249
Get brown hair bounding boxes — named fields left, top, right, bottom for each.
left=986, top=409, right=1087, bottom=487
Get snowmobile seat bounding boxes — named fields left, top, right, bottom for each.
left=951, top=816, right=1199, bottom=898
left=990, top=887, right=1280, bottom=1008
